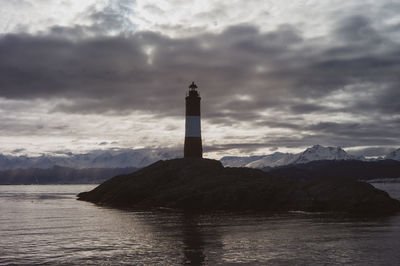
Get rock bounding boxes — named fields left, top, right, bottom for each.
left=78, top=158, right=400, bottom=215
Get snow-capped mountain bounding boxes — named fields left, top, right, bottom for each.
left=2, top=145, right=399, bottom=170
left=290, top=145, right=355, bottom=165
left=245, top=152, right=298, bottom=168
left=385, top=148, right=400, bottom=161
left=0, top=148, right=180, bottom=170
left=221, top=145, right=360, bottom=168
left=219, top=155, right=266, bottom=167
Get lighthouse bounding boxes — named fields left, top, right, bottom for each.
left=184, top=82, right=203, bottom=158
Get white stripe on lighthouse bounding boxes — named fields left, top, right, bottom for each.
left=185, top=116, right=201, bottom=137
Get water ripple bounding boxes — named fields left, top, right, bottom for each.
left=1, top=184, right=400, bottom=265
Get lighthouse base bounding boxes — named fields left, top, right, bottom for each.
left=184, top=137, right=203, bottom=158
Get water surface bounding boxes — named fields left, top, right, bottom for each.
left=1, top=184, right=400, bottom=265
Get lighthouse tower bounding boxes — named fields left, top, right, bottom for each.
left=184, top=82, right=203, bottom=158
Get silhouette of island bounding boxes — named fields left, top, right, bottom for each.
left=77, top=158, right=400, bottom=216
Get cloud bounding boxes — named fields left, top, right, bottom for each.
left=0, top=23, right=302, bottom=117
left=1, top=6, right=400, bottom=155
left=1, top=15, right=399, bottom=121
left=203, top=143, right=273, bottom=154
left=11, top=148, right=26, bottom=153
left=85, top=0, right=137, bottom=35
left=347, top=147, right=396, bottom=157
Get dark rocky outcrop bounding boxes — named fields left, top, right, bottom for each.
left=78, top=158, right=400, bottom=215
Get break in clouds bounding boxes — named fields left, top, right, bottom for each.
left=0, top=0, right=400, bottom=157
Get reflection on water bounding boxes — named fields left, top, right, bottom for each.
left=0, top=184, right=400, bottom=265
left=181, top=214, right=207, bottom=265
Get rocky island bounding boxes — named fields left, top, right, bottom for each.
left=78, top=158, right=400, bottom=215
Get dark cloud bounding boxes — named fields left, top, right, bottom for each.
left=347, top=147, right=395, bottom=157
left=256, top=120, right=400, bottom=148
left=0, top=23, right=303, bottom=117
left=1, top=13, right=400, bottom=153
left=1, top=18, right=397, bottom=118
left=51, top=125, right=69, bottom=130
left=333, top=16, right=383, bottom=45
left=289, top=103, right=330, bottom=114
left=203, top=143, right=273, bottom=154
left=305, top=122, right=399, bottom=145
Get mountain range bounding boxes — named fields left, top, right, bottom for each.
left=1, top=145, right=399, bottom=184
left=0, top=145, right=399, bottom=171
left=221, top=145, right=400, bottom=168
left=0, top=148, right=179, bottom=170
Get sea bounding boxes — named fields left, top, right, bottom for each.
left=1, top=183, right=400, bottom=265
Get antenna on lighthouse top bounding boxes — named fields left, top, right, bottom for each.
left=189, top=81, right=198, bottom=90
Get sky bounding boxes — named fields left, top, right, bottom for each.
left=1, top=0, right=400, bottom=158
